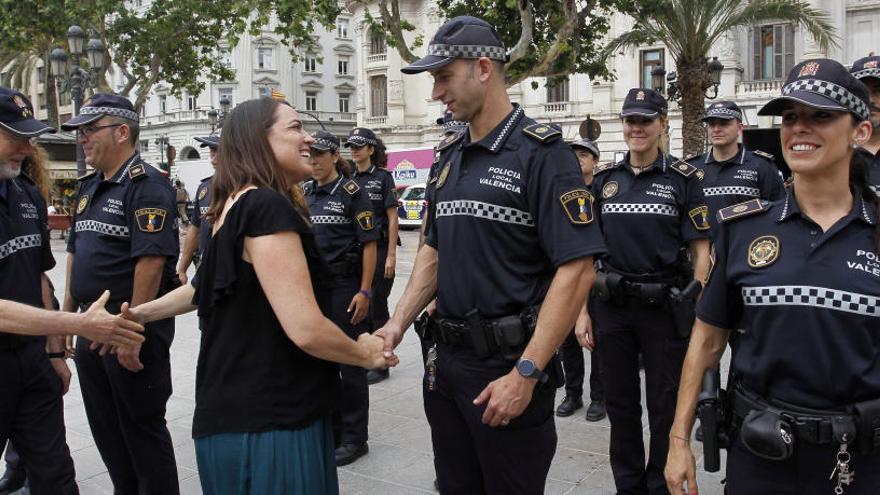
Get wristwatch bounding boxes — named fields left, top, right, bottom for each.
left=515, top=358, right=549, bottom=384
left=358, top=288, right=373, bottom=298
left=47, top=351, right=66, bottom=359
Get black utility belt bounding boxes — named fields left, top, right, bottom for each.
left=427, top=307, right=539, bottom=361
left=732, top=384, right=880, bottom=459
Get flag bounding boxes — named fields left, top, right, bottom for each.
left=270, top=88, right=286, bottom=100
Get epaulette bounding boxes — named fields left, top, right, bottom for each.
left=342, top=179, right=360, bottom=196
left=301, top=179, right=314, bottom=195
left=522, top=123, right=561, bottom=143
left=671, top=159, right=698, bottom=177
left=436, top=129, right=465, bottom=152
left=128, top=163, right=147, bottom=181
left=200, top=175, right=213, bottom=182
left=593, top=161, right=616, bottom=175
left=77, top=170, right=97, bottom=181
left=753, top=149, right=775, bottom=161
left=716, top=199, right=769, bottom=223
left=685, top=152, right=704, bottom=162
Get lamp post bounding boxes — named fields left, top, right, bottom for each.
left=50, top=25, right=105, bottom=178
left=656, top=57, right=724, bottom=103
left=155, top=135, right=168, bottom=171
left=651, top=65, right=666, bottom=94
left=208, top=94, right=232, bottom=132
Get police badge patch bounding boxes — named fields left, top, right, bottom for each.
left=135, top=208, right=167, bottom=233
left=689, top=205, right=711, bottom=231
left=343, top=180, right=361, bottom=195
left=77, top=195, right=89, bottom=214
left=198, top=187, right=207, bottom=200
left=748, top=235, right=780, bottom=268
left=356, top=211, right=375, bottom=231
left=560, top=189, right=595, bottom=225
left=437, top=162, right=451, bottom=189
left=602, top=181, right=618, bottom=199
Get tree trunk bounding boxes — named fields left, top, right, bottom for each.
left=676, top=58, right=708, bottom=158
left=42, top=48, right=59, bottom=129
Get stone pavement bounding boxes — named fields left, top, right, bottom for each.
left=7, top=230, right=728, bottom=494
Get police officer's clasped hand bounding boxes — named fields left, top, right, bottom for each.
left=473, top=370, right=537, bottom=428
left=77, top=290, right=146, bottom=347
left=373, top=322, right=404, bottom=359
left=348, top=292, right=370, bottom=325
left=357, top=332, right=399, bottom=369
left=574, top=311, right=595, bottom=351
left=664, top=437, right=699, bottom=495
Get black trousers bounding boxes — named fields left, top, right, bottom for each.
left=3, top=440, right=21, bottom=472
left=370, top=242, right=394, bottom=329
left=74, top=318, right=179, bottom=495
left=0, top=339, right=77, bottom=495
left=426, top=345, right=557, bottom=494
left=327, top=276, right=370, bottom=445
left=726, top=428, right=880, bottom=494
left=559, top=329, right=604, bottom=401
left=592, top=299, right=688, bottom=495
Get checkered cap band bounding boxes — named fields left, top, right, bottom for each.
left=601, top=203, right=678, bottom=217
left=199, top=206, right=209, bottom=215
left=742, top=285, right=880, bottom=318
left=783, top=79, right=870, bottom=120
left=76, top=220, right=130, bottom=238
left=853, top=68, right=880, bottom=80
left=702, top=186, right=760, bottom=198
left=347, top=135, right=377, bottom=146
left=81, top=106, right=140, bottom=122
left=0, top=234, right=42, bottom=261
left=310, top=215, right=348, bottom=225
left=435, top=200, right=534, bottom=227
left=428, top=43, right=507, bottom=61
left=706, top=107, right=742, bottom=120
left=313, top=137, right=338, bottom=151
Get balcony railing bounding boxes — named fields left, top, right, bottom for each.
left=737, top=79, right=784, bottom=97
left=144, top=109, right=211, bottom=125
left=366, top=53, right=387, bottom=64
left=365, top=116, right=387, bottom=126
left=544, top=102, right=568, bottom=113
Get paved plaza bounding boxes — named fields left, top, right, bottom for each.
left=8, top=229, right=728, bottom=494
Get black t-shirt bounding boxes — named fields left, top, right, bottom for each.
left=190, top=188, right=340, bottom=438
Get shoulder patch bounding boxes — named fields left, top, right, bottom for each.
left=200, top=175, right=213, bottom=182
left=128, top=163, right=147, bottom=181
left=436, top=129, right=465, bottom=152
left=342, top=179, right=360, bottom=196
left=593, top=162, right=615, bottom=175
left=671, top=160, right=697, bottom=177
left=77, top=170, right=97, bottom=181
left=355, top=211, right=375, bottom=231
left=717, top=199, right=769, bottom=223
left=522, top=123, right=561, bottom=143
left=135, top=208, right=167, bottom=232
left=302, top=180, right=314, bottom=195
left=752, top=149, right=774, bottom=161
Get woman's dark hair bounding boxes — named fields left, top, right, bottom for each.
left=849, top=143, right=880, bottom=253
left=22, top=144, right=50, bottom=201
left=207, top=98, right=309, bottom=223
left=334, top=154, right=351, bottom=178
left=369, top=138, right=387, bottom=168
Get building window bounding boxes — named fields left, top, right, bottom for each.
left=38, top=92, right=46, bottom=110
left=370, top=76, right=387, bottom=117
left=139, top=139, right=149, bottom=153
left=336, top=18, right=349, bottom=39
left=640, top=49, right=664, bottom=89
left=159, top=95, right=167, bottom=114
left=219, top=47, right=233, bottom=69
left=257, top=47, right=274, bottom=70
left=337, top=56, right=349, bottom=75
left=304, top=55, right=318, bottom=73
left=218, top=88, right=233, bottom=107
left=546, top=78, right=569, bottom=103
left=186, top=94, right=196, bottom=111
left=305, top=91, right=318, bottom=111
left=37, top=66, right=46, bottom=82
left=753, top=24, right=795, bottom=80
left=338, top=93, right=350, bottom=113
left=370, top=34, right=386, bottom=55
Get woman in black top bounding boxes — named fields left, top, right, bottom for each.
left=666, top=59, right=880, bottom=495
left=123, top=98, right=396, bottom=494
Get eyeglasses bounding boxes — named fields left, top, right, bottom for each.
left=78, top=123, right=123, bottom=137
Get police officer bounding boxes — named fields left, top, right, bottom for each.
left=304, top=130, right=379, bottom=466
left=557, top=138, right=606, bottom=422
left=589, top=88, right=710, bottom=495
left=687, top=101, right=785, bottom=231
left=176, top=132, right=219, bottom=283
left=379, top=16, right=606, bottom=493
left=851, top=55, right=880, bottom=191
left=345, top=126, right=398, bottom=384
left=666, top=59, right=880, bottom=495
left=61, top=94, right=181, bottom=494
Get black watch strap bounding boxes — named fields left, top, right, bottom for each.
left=47, top=351, right=66, bottom=359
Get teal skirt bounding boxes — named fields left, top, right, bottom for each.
left=194, top=417, right=338, bottom=495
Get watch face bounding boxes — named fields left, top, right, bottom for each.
left=518, top=359, right=536, bottom=376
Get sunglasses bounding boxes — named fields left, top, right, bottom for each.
left=78, top=123, right=123, bottom=137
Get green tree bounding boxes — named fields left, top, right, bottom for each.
left=602, top=0, right=836, bottom=156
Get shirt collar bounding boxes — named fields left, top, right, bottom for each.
left=777, top=188, right=877, bottom=226
left=354, top=164, right=376, bottom=177
left=625, top=151, right=667, bottom=174
left=706, top=145, right=744, bottom=165
left=465, top=103, right=525, bottom=153
left=102, top=152, right=142, bottom=184
left=315, top=175, right=344, bottom=195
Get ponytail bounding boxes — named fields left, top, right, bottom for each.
left=849, top=147, right=880, bottom=253
left=335, top=156, right=351, bottom=178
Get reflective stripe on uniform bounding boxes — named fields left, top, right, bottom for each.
left=601, top=203, right=678, bottom=217
left=310, top=215, right=349, bottom=225
left=435, top=200, right=535, bottom=227
left=0, top=234, right=42, bottom=261
left=742, top=285, right=880, bottom=317
left=703, top=186, right=761, bottom=197
left=75, top=220, right=130, bottom=237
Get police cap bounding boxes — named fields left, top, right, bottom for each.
left=194, top=133, right=221, bottom=149
left=310, top=130, right=340, bottom=152
left=759, top=58, right=870, bottom=121
left=620, top=88, right=667, bottom=118
left=61, top=93, right=139, bottom=130
left=570, top=138, right=599, bottom=159
left=344, top=127, right=378, bottom=148
left=702, top=101, right=743, bottom=122
left=851, top=55, right=880, bottom=81
left=401, top=16, right=507, bottom=74
left=0, top=87, right=56, bottom=137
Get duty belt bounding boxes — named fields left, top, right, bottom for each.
left=428, top=306, right=539, bottom=361
left=733, top=384, right=880, bottom=451
left=599, top=260, right=679, bottom=284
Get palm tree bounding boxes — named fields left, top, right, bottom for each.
left=603, top=0, right=836, bottom=157
left=0, top=43, right=61, bottom=128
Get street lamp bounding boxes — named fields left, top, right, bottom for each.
left=207, top=94, right=232, bottom=131
left=659, top=57, right=724, bottom=103
left=651, top=65, right=666, bottom=94
left=50, top=25, right=106, bottom=177
left=706, top=57, right=724, bottom=99
left=155, top=135, right=169, bottom=172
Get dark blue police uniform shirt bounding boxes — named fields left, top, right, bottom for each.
left=425, top=104, right=606, bottom=319
left=352, top=165, right=396, bottom=236
left=688, top=146, right=785, bottom=231
left=591, top=153, right=710, bottom=274
left=191, top=175, right=213, bottom=256
left=305, top=175, right=379, bottom=264
left=860, top=147, right=880, bottom=193
left=698, top=191, right=880, bottom=409
left=67, top=153, right=179, bottom=304
left=0, top=177, right=54, bottom=310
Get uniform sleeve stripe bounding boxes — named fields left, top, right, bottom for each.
left=310, top=215, right=349, bottom=225
left=601, top=203, right=679, bottom=217
left=75, top=220, right=130, bottom=237
left=0, top=234, right=42, bottom=261
left=742, top=285, right=880, bottom=317
left=435, top=200, right=534, bottom=227
left=703, top=186, right=761, bottom=197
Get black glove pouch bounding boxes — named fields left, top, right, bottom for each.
left=740, top=409, right=795, bottom=461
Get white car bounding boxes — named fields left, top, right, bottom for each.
left=396, top=183, right=427, bottom=229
